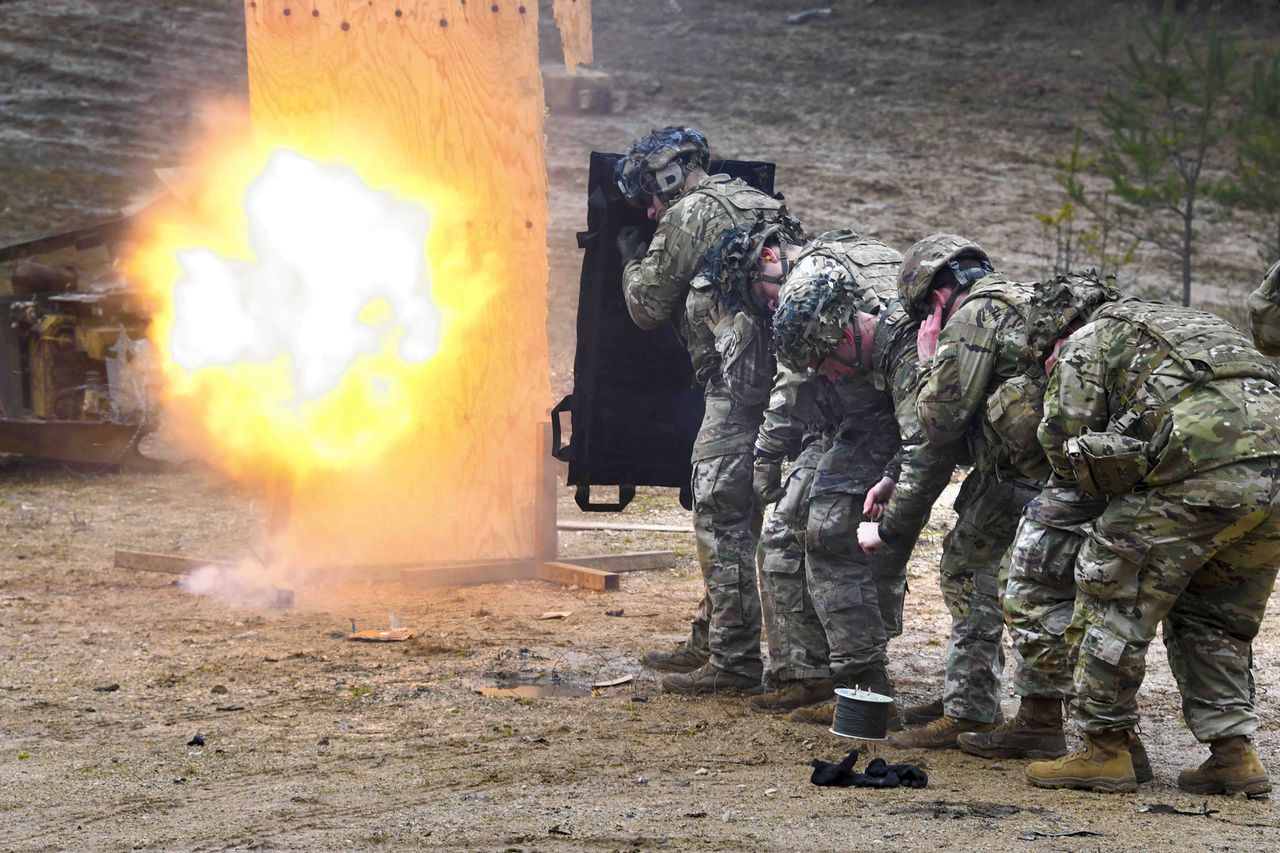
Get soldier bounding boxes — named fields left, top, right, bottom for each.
left=1023, top=290, right=1280, bottom=795
left=617, top=126, right=806, bottom=695
left=954, top=275, right=1149, bottom=776
left=746, top=231, right=937, bottom=716
left=1249, top=259, right=1280, bottom=356
left=887, top=235, right=1044, bottom=749
left=762, top=251, right=959, bottom=723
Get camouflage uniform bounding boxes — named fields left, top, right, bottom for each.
left=624, top=174, right=787, bottom=677
left=917, top=274, right=1045, bottom=723
left=1002, top=481, right=1107, bottom=699
left=1249, top=259, right=1280, bottom=357
left=755, top=232, right=925, bottom=686
left=1040, top=300, right=1280, bottom=741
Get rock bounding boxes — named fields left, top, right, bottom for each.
left=93, top=683, right=119, bottom=693
left=187, top=734, right=205, bottom=747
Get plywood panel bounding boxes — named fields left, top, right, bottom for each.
left=243, top=1, right=550, bottom=567
left=552, top=0, right=593, bottom=73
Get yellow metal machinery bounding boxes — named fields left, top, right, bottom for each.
left=0, top=214, right=159, bottom=467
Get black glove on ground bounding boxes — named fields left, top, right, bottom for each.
left=809, top=747, right=928, bottom=789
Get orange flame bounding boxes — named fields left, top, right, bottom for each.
left=129, top=106, right=499, bottom=483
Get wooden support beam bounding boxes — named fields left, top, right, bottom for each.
left=536, top=560, right=619, bottom=592
left=112, top=549, right=294, bottom=607
left=114, top=549, right=236, bottom=575
left=565, top=551, right=676, bottom=572
left=558, top=521, right=691, bottom=533
left=399, top=559, right=538, bottom=589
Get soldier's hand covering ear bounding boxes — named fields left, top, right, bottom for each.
left=857, top=521, right=888, bottom=554
left=862, top=476, right=895, bottom=521
left=916, top=300, right=944, bottom=360
left=753, top=456, right=785, bottom=505
left=615, top=226, right=649, bottom=263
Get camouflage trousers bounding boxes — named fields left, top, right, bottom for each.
left=938, top=471, right=1039, bottom=723
left=1001, top=483, right=1107, bottom=700
left=1072, top=457, right=1280, bottom=741
left=684, top=449, right=764, bottom=677
left=758, top=438, right=916, bottom=685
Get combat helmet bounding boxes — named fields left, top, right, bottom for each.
left=1262, top=258, right=1280, bottom=298
left=702, top=209, right=807, bottom=315
left=772, top=271, right=862, bottom=373
left=897, top=234, right=993, bottom=321
left=1025, top=271, right=1122, bottom=362
left=615, top=126, right=711, bottom=209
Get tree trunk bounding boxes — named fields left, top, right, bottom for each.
left=1181, top=204, right=1194, bottom=307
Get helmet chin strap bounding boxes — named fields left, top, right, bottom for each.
left=939, top=258, right=993, bottom=320
left=757, top=243, right=790, bottom=285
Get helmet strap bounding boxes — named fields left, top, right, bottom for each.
left=939, top=258, right=989, bottom=322
left=757, top=243, right=791, bottom=285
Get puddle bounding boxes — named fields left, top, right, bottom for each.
left=475, top=682, right=591, bottom=699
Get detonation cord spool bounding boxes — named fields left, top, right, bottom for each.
left=830, top=687, right=893, bottom=741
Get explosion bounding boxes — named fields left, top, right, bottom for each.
left=127, top=99, right=548, bottom=573
left=132, top=134, right=448, bottom=476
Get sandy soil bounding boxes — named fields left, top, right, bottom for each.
left=3, top=1, right=1280, bottom=850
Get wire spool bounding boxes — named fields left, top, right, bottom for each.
left=830, top=687, right=893, bottom=741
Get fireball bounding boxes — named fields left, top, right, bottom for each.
left=128, top=111, right=475, bottom=481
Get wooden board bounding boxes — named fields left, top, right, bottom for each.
left=565, top=551, right=676, bottom=572
left=113, top=549, right=236, bottom=575
left=399, top=558, right=538, bottom=589
left=558, top=521, right=692, bottom=533
left=536, top=560, right=619, bottom=592
left=243, top=1, right=551, bottom=568
left=552, top=0, right=593, bottom=73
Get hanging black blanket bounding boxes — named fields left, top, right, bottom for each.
left=551, top=154, right=777, bottom=512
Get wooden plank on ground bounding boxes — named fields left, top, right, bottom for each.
left=566, top=551, right=676, bottom=572
left=558, top=521, right=690, bottom=533
left=113, top=549, right=236, bottom=575
left=399, top=559, right=538, bottom=589
left=536, top=561, right=619, bottom=592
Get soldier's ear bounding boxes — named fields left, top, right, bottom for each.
left=760, top=246, right=778, bottom=264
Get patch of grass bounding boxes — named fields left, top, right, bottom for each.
left=17, top=752, right=30, bottom=760
left=348, top=685, right=373, bottom=698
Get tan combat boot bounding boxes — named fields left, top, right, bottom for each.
left=889, top=715, right=994, bottom=749
left=788, top=699, right=835, bottom=725
left=957, top=696, right=1067, bottom=760
left=787, top=698, right=903, bottom=731
left=641, top=642, right=708, bottom=673
left=661, top=663, right=763, bottom=696
left=1025, top=730, right=1137, bottom=793
left=1128, top=730, right=1154, bottom=784
left=900, top=697, right=944, bottom=726
left=747, top=678, right=833, bottom=714
left=1177, top=736, right=1272, bottom=796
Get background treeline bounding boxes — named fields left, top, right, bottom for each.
left=1037, top=0, right=1280, bottom=313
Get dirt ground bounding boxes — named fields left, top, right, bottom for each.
left=4, top=1, right=1280, bottom=850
